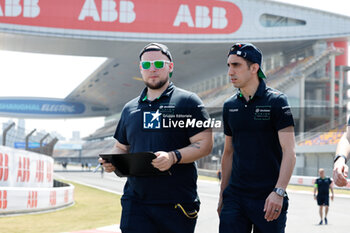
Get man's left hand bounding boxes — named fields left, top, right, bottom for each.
left=333, top=160, right=348, bottom=187
left=152, top=151, right=174, bottom=171
left=264, top=192, right=283, bottom=222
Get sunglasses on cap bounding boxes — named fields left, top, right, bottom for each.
left=228, top=43, right=250, bottom=57
left=140, top=60, right=170, bottom=70
left=139, top=43, right=173, bottom=62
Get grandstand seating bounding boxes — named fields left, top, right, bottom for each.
left=193, top=48, right=336, bottom=108
left=83, top=120, right=118, bottom=141
left=195, top=55, right=316, bottom=108
left=53, top=149, right=80, bottom=157
left=268, top=46, right=343, bottom=91
left=53, top=120, right=117, bottom=160
left=198, top=83, right=234, bottom=108
left=58, top=45, right=347, bottom=171
left=81, top=138, right=116, bottom=157
left=298, top=125, right=346, bottom=146
left=267, top=56, right=313, bottom=81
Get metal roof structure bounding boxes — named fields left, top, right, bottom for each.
left=0, top=0, right=349, bottom=117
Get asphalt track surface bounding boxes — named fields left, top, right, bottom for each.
left=55, top=168, right=350, bottom=233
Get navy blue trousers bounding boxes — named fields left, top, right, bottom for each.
left=120, top=199, right=198, bottom=233
left=219, top=194, right=289, bottom=233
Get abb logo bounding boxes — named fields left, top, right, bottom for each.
left=174, top=4, right=227, bottom=29
left=64, top=190, right=69, bottom=203
left=0, top=190, right=8, bottom=209
left=49, top=191, right=56, bottom=206
left=0, top=0, right=242, bottom=35
left=0, top=0, right=40, bottom=18
left=0, top=153, right=9, bottom=182
left=79, top=0, right=135, bottom=23
left=17, top=156, right=30, bottom=183
left=46, top=162, right=52, bottom=182
left=27, top=191, right=37, bottom=208
left=35, top=160, right=44, bottom=183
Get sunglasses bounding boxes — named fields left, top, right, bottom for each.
left=140, top=60, right=170, bottom=70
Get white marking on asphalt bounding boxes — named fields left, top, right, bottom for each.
left=54, top=173, right=123, bottom=195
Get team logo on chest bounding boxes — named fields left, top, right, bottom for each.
left=143, top=110, right=162, bottom=129
left=254, top=106, right=271, bottom=120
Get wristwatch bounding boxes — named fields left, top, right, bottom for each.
left=334, top=154, right=347, bottom=164
left=173, top=150, right=182, bottom=164
left=273, top=188, right=285, bottom=197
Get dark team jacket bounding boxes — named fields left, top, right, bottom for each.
left=222, top=80, right=295, bottom=199
left=114, top=82, right=209, bottom=204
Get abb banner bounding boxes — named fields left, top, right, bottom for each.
left=0, top=146, right=53, bottom=188
left=0, top=185, right=74, bottom=214
left=0, top=0, right=242, bottom=36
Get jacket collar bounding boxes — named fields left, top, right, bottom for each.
left=139, top=82, right=175, bottom=103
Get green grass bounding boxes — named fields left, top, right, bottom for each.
left=0, top=181, right=122, bottom=233
left=198, top=175, right=220, bottom=182
left=287, top=184, right=314, bottom=192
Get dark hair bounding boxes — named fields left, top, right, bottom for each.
left=243, top=57, right=254, bottom=68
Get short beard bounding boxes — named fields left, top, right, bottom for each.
left=145, top=78, right=168, bottom=90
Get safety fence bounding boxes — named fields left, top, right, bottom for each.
left=0, top=120, right=58, bottom=156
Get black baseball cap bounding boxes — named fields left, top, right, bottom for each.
left=228, top=43, right=266, bottom=79
left=139, top=43, right=173, bottom=61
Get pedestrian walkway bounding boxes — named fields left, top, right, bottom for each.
left=66, top=224, right=121, bottom=233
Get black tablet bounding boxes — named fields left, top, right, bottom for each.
left=99, top=152, right=171, bottom=177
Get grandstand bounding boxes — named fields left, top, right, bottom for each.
left=0, top=0, right=349, bottom=175
left=75, top=40, right=349, bottom=172
left=298, top=125, right=346, bottom=146
left=53, top=121, right=117, bottom=165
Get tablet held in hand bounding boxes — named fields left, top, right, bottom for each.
left=99, top=152, right=171, bottom=177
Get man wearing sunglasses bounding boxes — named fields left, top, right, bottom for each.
left=218, top=43, right=296, bottom=233
left=100, top=43, right=213, bottom=233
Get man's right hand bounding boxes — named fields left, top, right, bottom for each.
left=333, top=160, right=348, bottom=187
left=217, top=197, right=223, bottom=217
left=98, top=157, right=116, bottom=173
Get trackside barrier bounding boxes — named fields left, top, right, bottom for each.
left=0, top=146, right=53, bottom=188
left=289, top=175, right=350, bottom=189
left=0, top=184, right=74, bottom=215
left=0, top=146, right=74, bottom=215
left=197, top=169, right=350, bottom=189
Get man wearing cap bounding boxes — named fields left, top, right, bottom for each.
left=218, top=43, right=296, bottom=233
left=333, top=118, right=350, bottom=187
left=99, top=43, right=212, bottom=233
